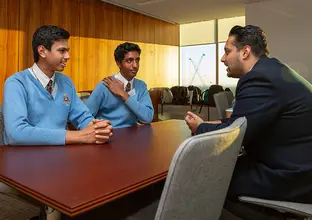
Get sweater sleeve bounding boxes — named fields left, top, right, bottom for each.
left=68, top=82, right=93, bottom=130
left=124, top=82, right=154, bottom=124
left=3, top=78, right=66, bottom=145
left=85, top=82, right=106, bottom=118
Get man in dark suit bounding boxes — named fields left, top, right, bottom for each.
left=185, top=25, right=312, bottom=204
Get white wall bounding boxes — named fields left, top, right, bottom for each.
left=246, top=0, right=312, bottom=82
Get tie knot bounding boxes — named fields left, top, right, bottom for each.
left=125, top=82, right=131, bottom=92
left=46, top=79, right=53, bottom=94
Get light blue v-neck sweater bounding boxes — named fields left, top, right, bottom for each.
left=3, top=69, right=93, bottom=145
left=86, top=78, right=154, bottom=128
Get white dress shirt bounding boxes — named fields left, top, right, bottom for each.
left=29, top=63, right=57, bottom=98
left=115, top=72, right=134, bottom=91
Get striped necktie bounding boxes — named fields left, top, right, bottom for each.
left=46, top=79, right=53, bottom=94
left=125, top=82, right=131, bottom=92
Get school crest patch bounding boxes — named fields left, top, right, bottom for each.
left=63, top=94, right=70, bottom=106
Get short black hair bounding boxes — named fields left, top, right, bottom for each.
left=32, top=25, right=70, bottom=62
left=229, top=25, right=269, bottom=58
left=114, top=42, right=141, bottom=63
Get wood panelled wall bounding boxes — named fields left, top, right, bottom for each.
left=0, top=0, right=179, bottom=103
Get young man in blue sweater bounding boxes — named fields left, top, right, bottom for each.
left=2, top=25, right=114, bottom=220
left=86, top=42, right=154, bottom=128
left=3, top=25, right=113, bottom=145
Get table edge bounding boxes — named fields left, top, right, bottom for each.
left=1, top=172, right=167, bottom=216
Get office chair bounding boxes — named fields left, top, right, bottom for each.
left=154, top=117, right=247, bottom=220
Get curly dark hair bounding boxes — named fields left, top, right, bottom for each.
left=229, top=25, right=269, bottom=57
left=114, top=42, right=141, bottom=63
left=32, top=25, right=70, bottom=62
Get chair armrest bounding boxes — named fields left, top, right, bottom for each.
left=239, top=196, right=312, bottom=217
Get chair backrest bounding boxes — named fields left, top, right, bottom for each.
left=77, top=92, right=91, bottom=104
left=161, top=88, right=173, bottom=104
left=206, top=85, right=224, bottom=106
left=155, top=117, right=247, bottom=220
left=149, top=88, right=162, bottom=122
left=224, top=91, right=234, bottom=107
left=214, top=92, right=230, bottom=119
left=188, top=86, right=202, bottom=104
left=0, top=110, right=4, bottom=145
left=78, top=90, right=93, bottom=94
left=170, top=86, right=189, bottom=105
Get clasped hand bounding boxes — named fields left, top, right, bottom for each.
left=82, top=119, right=113, bottom=144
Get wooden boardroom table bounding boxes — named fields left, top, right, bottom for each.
left=0, top=120, right=191, bottom=217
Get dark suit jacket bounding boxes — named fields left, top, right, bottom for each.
left=196, top=56, right=312, bottom=203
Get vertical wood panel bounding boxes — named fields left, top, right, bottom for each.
left=0, top=0, right=179, bottom=102
left=96, top=2, right=123, bottom=41
left=135, top=43, right=156, bottom=88
left=50, top=0, right=80, bottom=85
left=135, top=42, right=178, bottom=89
left=19, top=0, right=45, bottom=70
left=154, top=44, right=179, bottom=87
left=155, top=20, right=179, bottom=46
left=19, top=0, right=80, bottom=84
left=0, top=0, right=19, bottom=103
left=79, top=0, right=97, bottom=91
left=122, top=9, right=155, bottom=44
left=79, top=0, right=122, bottom=91
left=79, top=0, right=123, bottom=40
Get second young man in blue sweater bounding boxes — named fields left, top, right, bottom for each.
left=86, top=42, right=154, bottom=128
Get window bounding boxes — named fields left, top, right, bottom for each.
left=218, top=42, right=239, bottom=92
left=179, top=16, right=245, bottom=92
left=217, top=16, right=245, bottom=92
left=180, top=44, right=216, bottom=90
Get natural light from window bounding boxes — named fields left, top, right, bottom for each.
left=180, top=44, right=216, bottom=90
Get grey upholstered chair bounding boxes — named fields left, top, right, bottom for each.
left=77, top=91, right=91, bottom=104
left=154, top=117, right=247, bottom=220
left=224, top=91, right=234, bottom=107
left=213, top=92, right=230, bottom=120
left=238, top=196, right=312, bottom=220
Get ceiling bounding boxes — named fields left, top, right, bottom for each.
left=100, top=0, right=267, bottom=24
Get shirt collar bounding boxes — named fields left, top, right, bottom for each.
left=115, top=72, right=134, bottom=90
left=30, top=63, right=55, bottom=88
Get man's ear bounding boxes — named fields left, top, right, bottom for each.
left=116, top=61, right=122, bottom=69
left=38, top=45, right=47, bottom=59
left=241, top=45, right=252, bottom=60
